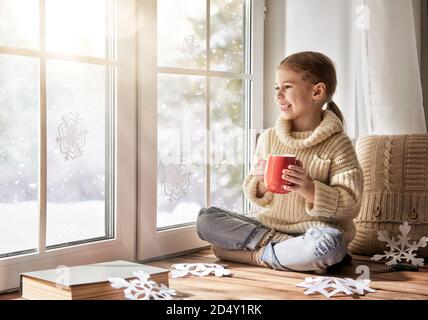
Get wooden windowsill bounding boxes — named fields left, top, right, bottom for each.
left=2, top=248, right=428, bottom=300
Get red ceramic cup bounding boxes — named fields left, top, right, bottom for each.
left=264, top=154, right=296, bottom=194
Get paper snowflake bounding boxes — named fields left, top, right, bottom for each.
left=56, top=112, right=87, bottom=161
left=182, top=34, right=201, bottom=59
left=296, top=276, right=375, bottom=298
left=371, top=221, right=428, bottom=266
left=158, top=160, right=192, bottom=202
left=108, top=271, right=177, bottom=300
left=171, top=263, right=231, bottom=278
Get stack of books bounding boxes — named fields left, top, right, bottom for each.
left=20, top=260, right=169, bottom=300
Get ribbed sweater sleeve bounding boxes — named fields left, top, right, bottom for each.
left=242, top=131, right=274, bottom=208
left=305, top=135, right=364, bottom=219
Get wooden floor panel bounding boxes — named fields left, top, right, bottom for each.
left=1, top=247, right=427, bottom=300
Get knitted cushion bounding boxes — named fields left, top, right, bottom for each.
left=348, top=134, right=428, bottom=257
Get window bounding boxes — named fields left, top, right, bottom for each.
left=0, top=0, right=136, bottom=292
left=138, top=0, right=264, bottom=260
left=0, top=0, right=114, bottom=256
left=0, top=53, right=39, bottom=256
left=156, top=0, right=249, bottom=229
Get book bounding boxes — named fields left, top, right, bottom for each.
left=20, top=260, right=170, bottom=300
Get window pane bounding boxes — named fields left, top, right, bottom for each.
left=0, top=54, right=39, bottom=256
left=46, top=0, right=108, bottom=57
left=210, top=77, right=244, bottom=212
left=157, top=74, right=206, bottom=228
left=210, top=0, right=244, bottom=73
left=158, top=0, right=206, bottom=69
left=46, top=60, right=109, bottom=246
left=0, top=0, right=39, bottom=49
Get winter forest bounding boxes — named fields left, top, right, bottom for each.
left=0, top=0, right=247, bottom=255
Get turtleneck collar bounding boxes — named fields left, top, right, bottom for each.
left=274, top=109, right=343, bottom=149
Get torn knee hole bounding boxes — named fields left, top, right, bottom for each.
left=314, top=232, right=344, bottom=257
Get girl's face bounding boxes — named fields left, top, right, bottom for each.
left=275, top=67, right=322, bottom=121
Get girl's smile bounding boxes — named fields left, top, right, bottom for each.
left=279, top=103, right=292, bottom=112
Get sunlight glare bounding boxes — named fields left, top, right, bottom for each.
left=46, top=0, right=107, bottom=57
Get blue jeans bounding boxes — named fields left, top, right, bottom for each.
left=196, top=206, right=348, bottom=272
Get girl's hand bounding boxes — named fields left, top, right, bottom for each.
left=256, top=176, right=267, bottom=198
left=251, top=159, right=268, bottom=197
left=282, top=159, right=315, bottom=204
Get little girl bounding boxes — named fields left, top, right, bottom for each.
left=196, top=51, right=363, bottom=272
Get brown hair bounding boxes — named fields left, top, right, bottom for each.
left=278, top=51, right=345, bottom=127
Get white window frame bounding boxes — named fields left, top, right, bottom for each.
left=0, top=0, right=137, bottom=293
left=137, top=0, right=264, bottom=261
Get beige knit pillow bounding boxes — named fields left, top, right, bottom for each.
left=348, top=134, right=428, bottom=257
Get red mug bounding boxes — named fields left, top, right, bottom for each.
left=264, top=154, right=297, bottom=194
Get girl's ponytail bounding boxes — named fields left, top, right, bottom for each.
left=327, top=100, right=346, bottom=128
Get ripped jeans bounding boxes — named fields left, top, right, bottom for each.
left=196, top=206, right=348, bottom=272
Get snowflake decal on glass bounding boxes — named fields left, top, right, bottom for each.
left=108, top=271, right=177, bottom=300
left=171, top=263, right=231, bottom=278
left=182, top=34, right=201, bottom=60
left=56, top=112, right=87, bottom=161
left=296, top=276, right=375, bottom=298
left=158, top=160, right=192, bottom=202
left=371, top=221, right=428, bottom=266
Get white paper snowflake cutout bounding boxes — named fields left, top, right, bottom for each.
left=108, top=271, right=177, bottom=300
left=296, top=276, right=375, bottom=298
left=158, top=160, right=192, bottom=202
left=371, top=221, right=428, bottom=266
left=182, top=34, right=201, bottom=60
left=171, top=263, right=231, bottom=278
left=56, top=112, right=87, bottom=161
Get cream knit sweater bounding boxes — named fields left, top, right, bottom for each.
left=243, top=109, right=364, bottom=244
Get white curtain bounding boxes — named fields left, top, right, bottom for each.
left=358, top=0, right=426, bottom=134
left=284, top=0, right=427, bottom=136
